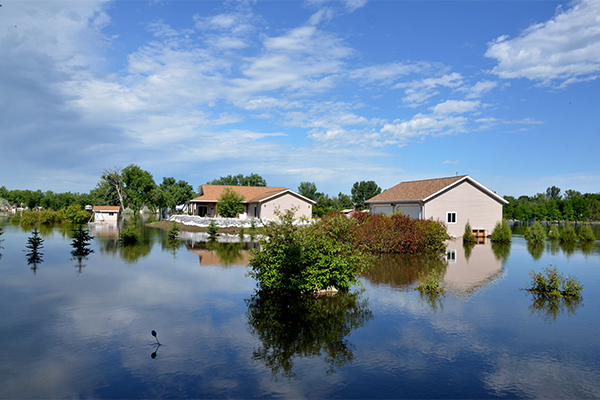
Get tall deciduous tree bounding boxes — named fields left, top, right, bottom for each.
left=209, top=173, right=267, bottom=187
left=122, top=164, right=157, bottom=212
left=156, top=177, right=194, bottom=212
left=351, top=181, right=381, bottom=210
left=99, top=167, right=126, bottom=209
left=297, top=182, right=320, bottom=201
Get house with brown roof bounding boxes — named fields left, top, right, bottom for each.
left=92, top=205, right=120, bottom=222
left=365, top=175, right=508, bottom=237
left=189, top=185, right=316, bottom=219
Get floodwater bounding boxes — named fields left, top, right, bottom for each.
left=1, top=217, right=600, bottom=398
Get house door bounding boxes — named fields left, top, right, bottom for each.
left=198, top=206, right=208, bottom=217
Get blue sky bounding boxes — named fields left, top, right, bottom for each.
left=1, top=0, right=599, bottom=197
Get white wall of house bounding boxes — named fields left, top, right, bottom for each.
left=423, top=181, right=503, bottom=237
left=93, top=211, right=119, bottom=222
left=261, top=192, right=313, bottom=219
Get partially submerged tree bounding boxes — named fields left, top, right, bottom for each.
left=99, top=167, right=126, bottom=209
left=122, top=164, right=157, bottom=212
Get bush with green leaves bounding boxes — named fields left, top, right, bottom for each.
left=490, top=220, right=512, bottom=243
left=217, top=187, right=245, bottom=218
left=119, top=222, right=140, bottom=246
left=59, top=205, right=90, bottom=224
left=462, top=221, right=476, bottom=245
left=19, top=211, right=40, bottom=226
left=578, top=225, right=596, bottom=242
left=414, top=269, right=445, bottom=294
left=249, top=211, right=371, bottom=294
left=207, top=220, right=219, bottom=238
left=524, top=221, right=546, bottom=243
left=526, top=265, right=582, bottom=298
left=167, top=222, right=180, bottom=241
left=559, top=225, right=578, bottom=243
left=548, top=225, right=560, bottom=241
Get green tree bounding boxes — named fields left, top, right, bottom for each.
left=122, top=164, right=157, bottom=212
left=298, top=182, right=319, bottom=201
left=546, top=186, right=562, bottom=201
left=335, top=192, right=354, bottom=210
left=156, top=177, right=194, bottom=213
left=351, top=181, right=382, bottom=210
left=209, top=173, right=267, bottom=187
left=217, top=187, right=245, bottom=218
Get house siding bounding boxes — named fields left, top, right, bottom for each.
left=423, top=181, right=503, bottom=237
left=261, top=192, right=313, bottom=219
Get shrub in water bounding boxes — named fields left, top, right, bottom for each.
left=414, top=269, right=445, bottom=294
left=548, top=225, right=560, bottom=241
left=579, top=225, right=596, bottom=242
left=526, top=265, right=582, bottom=298
left=249, top=210, right=371, bottom=294
left=167, top=222, right=180, bottom=241
left=559, top=225, right=578, bottom=243
left=39, top=210, right=59, bottom=224
left=524, top=221, right=546, bottom=243
left=119, top=223, right=140, bottom=246
left=20, top=211, right=40, bottom=226
left=207, top=220, right=219, bottom=238
left=462, top=221, right=476, bottom=245
left=490, top=220, right=512, bottom=243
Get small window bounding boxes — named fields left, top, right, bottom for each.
left=446, top=212, right=457, bottom=224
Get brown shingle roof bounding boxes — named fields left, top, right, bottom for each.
left=93, top=206, right=120, bottom=211
left=367, top=175, right=468, bottom=202
left=191, top=185, right=289, bottom=203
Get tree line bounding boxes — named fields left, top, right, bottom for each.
left=503, top=186, right=600, bottom=222
left=0, top=164, right=194, bottom=214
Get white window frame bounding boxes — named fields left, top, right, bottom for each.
left=446, top=211, right=457, bottom=224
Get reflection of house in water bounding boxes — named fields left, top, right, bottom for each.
left=443, top=240, right=504, bottom=295
left=186, top=241, right=256, bottom=266
left=89, top=221, right=120, bottom=238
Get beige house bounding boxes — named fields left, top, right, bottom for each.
left=366, top=175, right=508, bottom=237
left=92, top=206, right=120, bottom=222
left=189, top=185, right=315, bottom=219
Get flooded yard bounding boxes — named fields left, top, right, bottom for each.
left=1, top=217, right=599, bottom=398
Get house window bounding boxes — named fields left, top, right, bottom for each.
left=446, top=212, right=457, bottom=224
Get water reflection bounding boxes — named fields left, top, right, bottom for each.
left=528, top=293, right=583, bottom=323
left=71, top=225, right=94, bottom=274
left=527, top=241, right=545, bottom=260
left=186, top=240, right=256, bottom=267
left=245, top=291, right=373, bottom=379
left=444, top=241, right=504, bottom=296
left=362, top=252, right=447, bottom=290
left=25, top=228, right=44, bottom=274
left=491, top=242, right=511, bottom=263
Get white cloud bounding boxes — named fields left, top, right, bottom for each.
left=395, top=73, right=464, bottom=106
left=430, top=100, right=480, bottom=116
left=443, top=160, right=459, bottom=165
left=349, top=62, right=433, bottom=85
left=485, top=0, right=600, bottom=87
left=380, top=113, right=468, bottom=144
left=462, top=80, right=498, bottom=99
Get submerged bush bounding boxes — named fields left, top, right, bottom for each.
left=20, top=211, right=40, bottom=226
left=58, top=205, right=90, bottom=224
left=579, top=225, right=596, bottom=242
left=353, top=213, right=449, bottom=254
left=490, top=220, right=512, bottom=243
left=119, top=222, right=140, bottom=246
left=167, top=222, right=180, bottom=241
left=462, top=221, right=476, bottom=245
left=414, top=269, right=445, bottom=294
left=524, top=221, right=546, bottom=243
left=548, top=225, right=560, bottom=241
left=559, top=225, right=578, bottom=243
left=248, top=211, right=371, bottom=294
left=526, top=265, right=582, bottom=298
